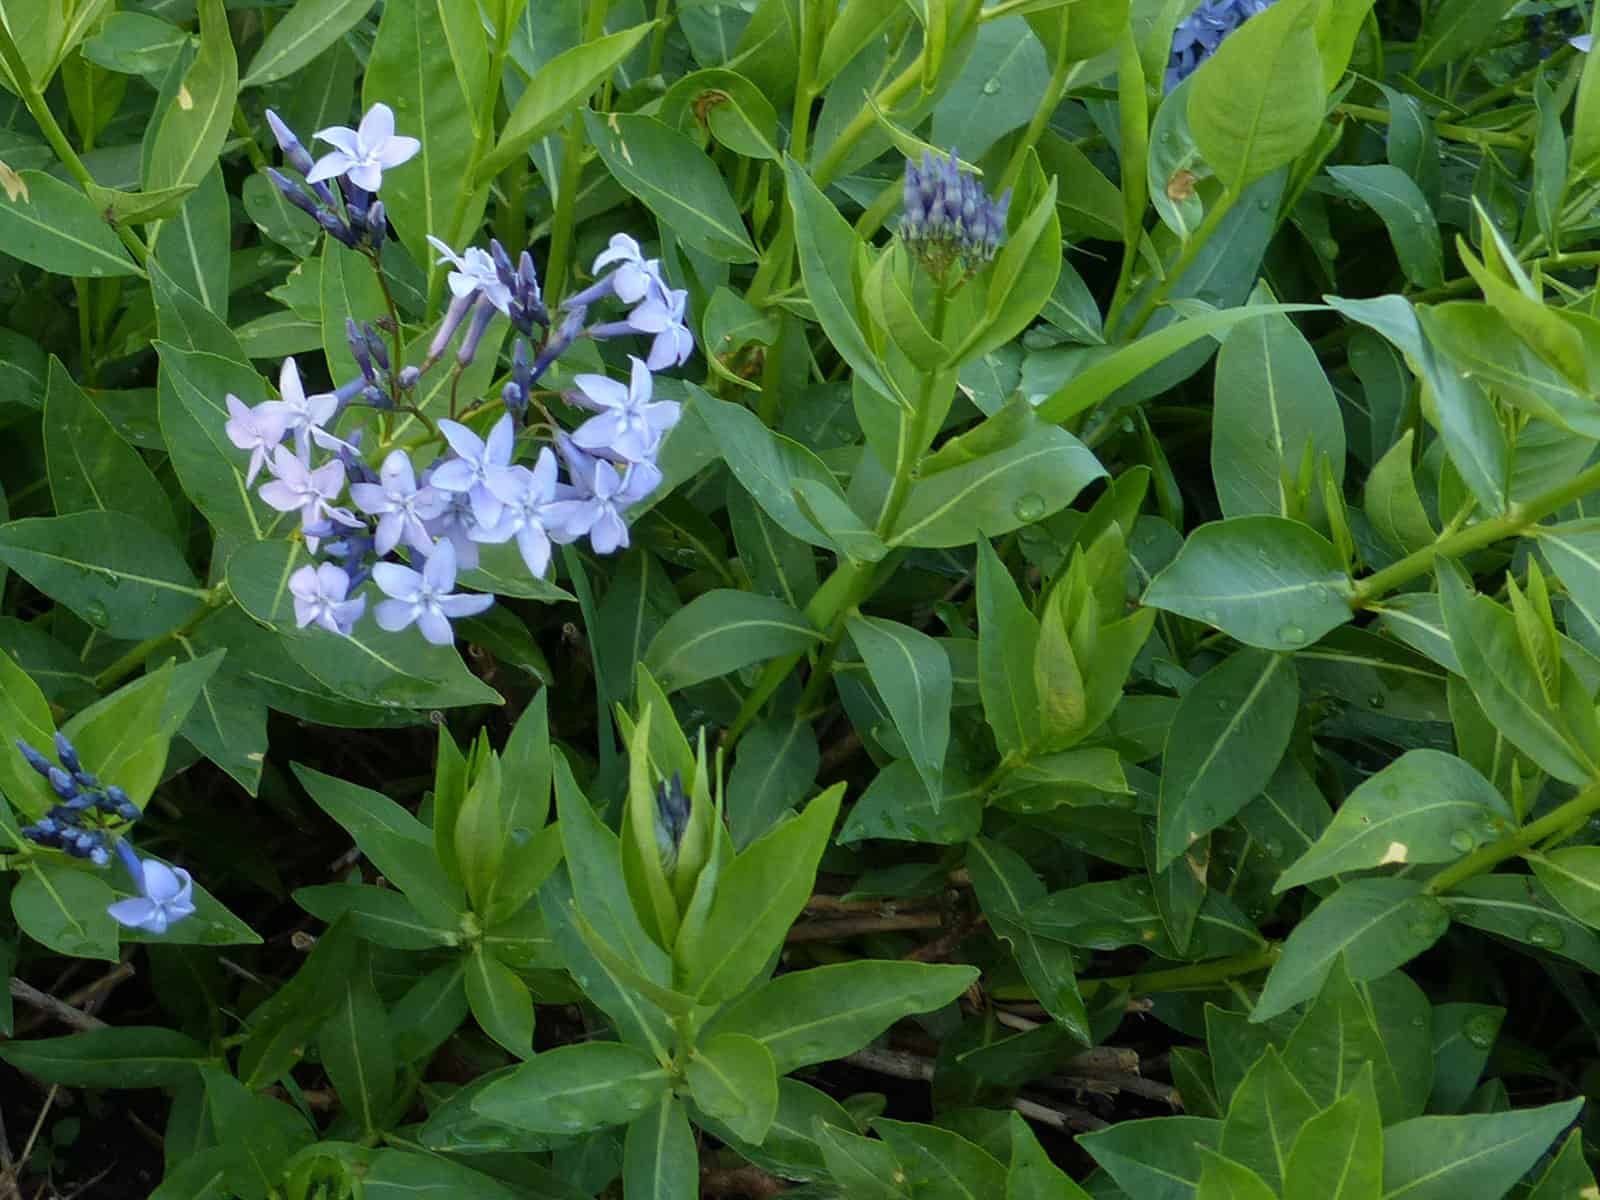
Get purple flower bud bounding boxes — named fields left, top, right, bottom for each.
left=362, top=383, right=391, bottom=409
left=456, top=295, right=497, bottom=367
left=48, top=768, right=78, bottom=800
left=427, top=291, right=476, bottom=366
left=398, top=365, right=421, bottom=390
left=335, top=375, right=367, bottom=404
left=363, top=322, right=389, bottom=372
left=316, top=208, right=359, bottom=248
left=17, top=739, right=53, bottom=779
left=347, top=318, right=375, bottom=382
left=512, top=337, right=532, bottom=397
left=490, top=239, right=516, bottom=293
left=265, top=109, right=316, bottom=177
left=267, top=168, right=321, bottom=220
left=366, top=200, right=387, bottom=250
left=502, top=380, right=526, bottom=416
left=89, top=845, right=110, bottom=867
left=531, top=304, right=587, bottom=380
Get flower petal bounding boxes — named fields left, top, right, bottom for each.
left=107, top=897, right=162, bottom=932
left=375, top=598, right=418, bottom=632
left=372, top=561, right=423, bottom=600
left=358, top=102, right=396, bottom=148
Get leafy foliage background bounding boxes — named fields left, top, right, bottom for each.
left=0, top=0, right=1599, bottom=1197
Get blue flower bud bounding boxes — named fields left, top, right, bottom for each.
left=315, top=208, right=358, bottom=248
left=490, top=239, right=517, bottom=293
left=397, top=365, right=421, bottom=390
left=364, top=322, right=390, bottom=372
left=654, top=772, right=690, bottom=870
left=347, top=318, right=375, bottom=382
left=265, top=109, right=316, bottom=176
left=48, top=767, right=78, bottom=800
left=267, top=168, right=320, bottom=220
left=365, top=200, right=387, bottom=250
left=456, top=296, right=497, bottom=367
left=89, top=846, right=110, bottom=867
left=17, top=739, right=53, bottom=779
left=53, top=732, right=81, bottom=774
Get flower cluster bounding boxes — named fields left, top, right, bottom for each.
left=16, top=733, right=139, bottom=866
left=230, top=106, right=693, bottom=648
left=900, top=149, right=1010, bottom=276
left=1166, top=0, right=1276, bottom=91
left=13, top=735, right=196, bottom=935
left=265, top=104, right=417, bottom=249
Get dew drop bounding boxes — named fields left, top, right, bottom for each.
left=1262, top=837, right=1285, bottom=860
left=1463, top=1014, right=1499, bottom=1049
left=83, top=601, right=110, bottom=628
left=1201, top=607, right=1219, bottom=623
left=1528, top=921, right=1565, bottom=949
left=1013, top=493, right=1046, bottom=522
left=1275, top=623, right=1306, bottom=645
left=982, top=79, right=1000, bottom=94
left=1449, top=828, right=1475, bottom=854
left=1368, top=693, right=1386, bottom=709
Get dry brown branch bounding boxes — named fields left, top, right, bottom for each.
left=784, top=912, right=946, bottom=943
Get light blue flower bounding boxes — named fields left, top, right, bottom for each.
left=258, top=445, right=361, bottom=539
left=275, top=357, right=342, bottom=457
left=350, top=449, right=445, bottom=556
left=373, top=539, right=494, bottom=645
left=1574, top=33, right=1594, bottom=52
left=107, top=853, right=196, bottom=936
left=431, top=414, right=519, bottom=528
left=593, top=233, right=663, bottom=304
left=471, top=446, right=564, bottom=578
left=545, top=435, right=661, bottom=555
left=224, top=393, right=289, bottom=486
left=571, top=356, right=682, bottom=463
left=1166, top=0, right=1276, bottom=91
left=307, top=103, right=420, bottom=193
left=289, top=562, right=366, bottom=636
left=426, top=235, right=513, bottom=315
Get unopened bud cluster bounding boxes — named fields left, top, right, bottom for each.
left=16, top=734, right=138, bottom=866
left=900, top=149, right=1010, bottom=276
left=1166, top=0, right=1276, bottom=91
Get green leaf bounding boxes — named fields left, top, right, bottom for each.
left=1441, top=875, right=1600, bottom=974
left=1007, top=1112, right=1091, bottom=1199
left=152, top=167, right=229, bottom=319
left=465, top=945, right=535, bottom=1061
left=1219, top=1047, right=1320, bottom=1191
left=1527, top=1129, right=1599, bottom=1200
left=1276, top=750, right=1513, bottom=891
left=0, top=170, right=141, bottom=277
left=624, top=1096, right=698, bottom=1200
left=228, top=538, right=503, bottom=711
left=238, top=918, right=359, bottom=1088
left=873, top=1118, right=1008, bottom=1200
left=317, top=945, right=395, bottom=1135
left=1437, top=559, right=1599, bottom=786
left=241, top=0, right=373, bottom=87
left=1365, top=431, right=1435, bottom=554
left=144, top=0, right=236, bottom=193
left=0, top=512, right=204, bottom=640
left=1381, top=1099, right=1583, bottom=1200
left=1430, top=1003, right=1502, bottom=1115
left=1186, top=0, right=1324, bottom=191
left=293, top=884, right=454, bottom=950
left=686, top=1033, right=779, bottom=1145
left=847, top=615, right=951, bottom=807
left=1530, top=846, right=1600, bottom=928
left=1253, top=880, right=1449, bottom=1021
left=968, top=837, right=1090, bottom=1042
left=1079, top=1116, right=1221, bottom=1200
left=707, top=959, right=978, bottom=1073
left=1281, top=1064, right=1382, bottom=1199
left=1196, top=1152, right=1278, bottom=1200
left=1326, top=165, right=1442, bottom=289
left=1143, top=515, right=1353, bottom=650
left=1157, top=649, right=1297, bottom=870
left=11, top=864, right=120, bottom=961
left=45, top=357, right=173, bottom=539
left=0, top=1026, right=209, bottom=1087
left=586, top=111, right=755, bottom=262
left=678, top=784, right=844, bottom=1004
left=362, top=0, right=476, bottom=266
left=643, top=589, right=822, bottom=693
left=726, top=715, right=819, bottom=850
left=784, top=159, right=910, bottom=408
left=1211, top=288, right=1346, bottom=520
left=976, top=539, right=1042, bottom=757
left=1411, top=0, right=1517, bottom=75
left=817, top=1121, right=910, bottom=1200
left=472, top=1041, right=672, bottom=1133
left=477, top=23, right=654, bottom=182
left=892, top=419, right=1105, bottom=549
left=157, top=342, right=272, bottom=541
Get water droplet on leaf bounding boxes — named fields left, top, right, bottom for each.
left=1276, top=623, right=1306, bottom=645
left=1013, top=493, right=1046, bottom=522
left=1528, top=921, right=1565, bottom=949
left=1449, top=829, right=1475, bottom=854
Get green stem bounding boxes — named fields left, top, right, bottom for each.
left=811, top=57, right=922, bottom=190
left=1078, top=945, right=1282, bottom=998
left=0, top=22, right=148, bottom=268
left=93, top=588, right=228, bottom=691
left=1412, top=249, right=1600, bottom=304
left=1120, top=187, right=1239, bottom=338
left=874, top=284, right=949, bottom=539
left=1350, top=458, right=1600, bottom=607
left=996, top=53, right=1077, bottom=195
left=545, top=0, right=612, bottom=301
left=1425, top=781, right=1600, bottom=895
left=647, top=0, right=673, bottom=76
left=561, top=544, right=616, bottom=782
left=1337, top=102, right=1528, bottom=150
left=231, top=104, right=268, bottom=170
